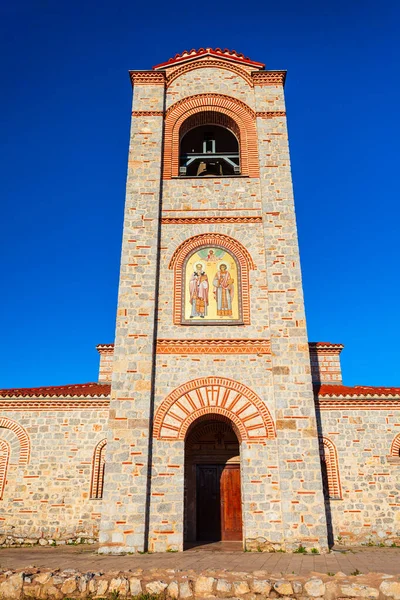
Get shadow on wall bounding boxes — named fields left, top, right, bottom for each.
left=314, top=388, right=334, bottom=549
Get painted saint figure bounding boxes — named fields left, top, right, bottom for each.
left=213, top=264, right=234, bottom=317
left=189, top=263, right=209, bottom=318
left=207, top=249, right=218, bottom=262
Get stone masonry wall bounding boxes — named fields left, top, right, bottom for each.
left=309, top=345, right=343, bottom=385
left=97, top=347, right=114, bottom=383
left=144, top=63, right=328, bottom=552
left=1, top=395, right=399, bottom=548
left=255, top=81, right=329, bottom=549
left=98, top=81, right=166, bottom=553
left=0, top=404, right=109, bottom=544
left=319, top=404, right=400, bottom=545
left=2, top=568, right=400, bottom=600
left=166, top=67, right=255, bottom=109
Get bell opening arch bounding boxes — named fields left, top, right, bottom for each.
left=163, top=93, right=260, bottom=179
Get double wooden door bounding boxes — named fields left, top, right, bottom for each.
left=196, top=464, right=242, bottom=541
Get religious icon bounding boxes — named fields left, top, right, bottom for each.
left=213, top=264, right=234, bottom=317
left=207, top=249, right=218, bottom=262
left=189, top=263, right=209, bottom=318
left=183, top=247, right=242, bottom=324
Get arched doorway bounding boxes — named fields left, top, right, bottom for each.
left=184, top=416, right=243, bottom=544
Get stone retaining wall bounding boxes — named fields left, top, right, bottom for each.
left=1, top=568, right=400, bottom=599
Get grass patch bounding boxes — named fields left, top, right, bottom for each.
left=293, top=545, right=307, bottom=554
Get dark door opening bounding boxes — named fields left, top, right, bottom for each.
left=185, top=417, right=243, bottom=544
left=196, top=465, right=221, bottom=540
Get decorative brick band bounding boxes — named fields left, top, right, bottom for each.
left=165, top=59, right=254, bottom=88
left=163, top=93, right=259, bottom=179
left=90, top=439, right=107, bottom=499
left=161, top=216, right=263, bottom=224
left=256, top=111, right=286, bottom=118
left=316, top=398, right=400, bottom=410
left=131, top=111, right=164, bottom=117
left=390, top=434, right=400, bottom=457
left=153, top=376, right=276, bottom=441
left=320, top=437, right=342, bottom=499
left=168, top=232, right=255, bottom=325
left=156, top=339, right=271, bottom=354
left=96, top=345, right=114, bottom=354
left=0, top=418, right=30, bottom=466
left=0, top=439, right=10, bottom=500
left=0, top=399, right=110, bottom=411
left=166, top=92, right=255, bottom=119
left=252, top=71, right=286, bottom=86
left=129, top=71, right=166, bottom=86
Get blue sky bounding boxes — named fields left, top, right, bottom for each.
left=1, top=0, right=399, bottom=388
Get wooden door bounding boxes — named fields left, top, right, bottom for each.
left=220, top=464, right=242, bottom=541
left=196, top=465, right=221, bottom=540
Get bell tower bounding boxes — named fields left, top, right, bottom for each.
left=99, top=48, right=328, bottom=553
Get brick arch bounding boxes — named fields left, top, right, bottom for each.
left=0, top=440, right=10, bottom=500
left=163, top=93, right=259, bottom=179
left=179, top=111, right=240, bottom=143
left=90, top=438, right=107, bottom=499
left=169, top=232, right=255, bottom=325
left=153, top=377, right=275, bottom=442
left=0, top=418, right=30, bottom=466
left=166, top=59, right=254, bottom=88
left=320, top=437, right=342, bottom=500
left=390, top=433, right=400, bottom=457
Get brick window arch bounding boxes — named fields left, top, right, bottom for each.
left=0, top=440, right=10, bottom=500
left=90, top=439, right=107, bottom=499
left=320, top=437, right=342, bottom=500
left=0, top=418, right=30, bottom=466
left=179, top=111, right=240, bottom=143
left=153, top=376, right=276, bottom=442
left=163, top=94, right=259, bottom=179
left=390, top=433, right=400, bottom=457
left=168, top=232, right=256, bottom=325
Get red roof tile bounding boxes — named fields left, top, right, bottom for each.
left=153, top=48, right=265, bottom=70
left=316, top=384, right=400, bottom=398
left=0, top=382, right=111, bottom=399
left=309, top=342, right=344, bottom=348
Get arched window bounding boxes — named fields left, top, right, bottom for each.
left=389, top=433, right=400, bottom=458
left=163, top=93, right=260, bottom=179
left=0, top=440, right=10, bottom=500
left=320, top=437, right=342, bottom=500
left=168, top=233, right=255, bottom=325
left=179, top=112, right=240, bottom=177
left=90, top=439, right=107, bottom=499
left=0, top=417, right=30, bottom=466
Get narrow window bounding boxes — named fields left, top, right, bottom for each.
left=320, top=437, right=342, bottom=500
left=90, top=439, right=106, bottom=499
left=0, top=440, right=10, bottom=500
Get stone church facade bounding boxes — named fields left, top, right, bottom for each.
left=1, top=49, right=399, bottom=553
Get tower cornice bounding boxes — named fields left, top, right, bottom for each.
left=129, top=70, right=166, bottom=86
